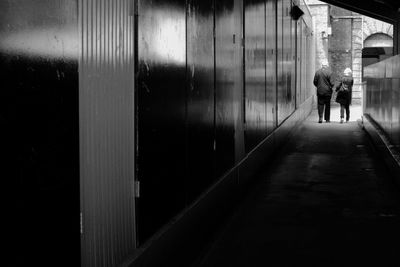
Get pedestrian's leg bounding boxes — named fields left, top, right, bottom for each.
left=340, top=104, right=344, bottom=123
left=317, top=96, right=324, bottom=123
left=346, top=104, right=350, bottom=122
left=324, top=96, right=331, bottom=122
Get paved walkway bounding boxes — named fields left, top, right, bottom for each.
left=194, top=105, right=400, bottom=267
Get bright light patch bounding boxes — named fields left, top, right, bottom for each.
left=0, top=27, right=78, bottom=59
left=153, top=17, right=186, bottom=64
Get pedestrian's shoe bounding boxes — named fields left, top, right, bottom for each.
left=346, top=119, right=349, bottom=123
left=326, top=120, right=330, bottom=123
left=340, top=118, right=344, bottom=123
left=318, top=119, right=322, bottom=123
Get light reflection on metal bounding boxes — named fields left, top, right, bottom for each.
left=140, top=9, right=186, bottom=65
left=364, top=55, right=400, bottom=147
left=154, top=17, right=186, bottom=63
left=0, top=27, right=78, bottom=59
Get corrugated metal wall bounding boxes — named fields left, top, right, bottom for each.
left=79, top=0, right=136, bottom=266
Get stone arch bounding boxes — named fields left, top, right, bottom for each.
left=362, top=17, right=393, bottom=41
left=364, top=32, right=393, bottom=47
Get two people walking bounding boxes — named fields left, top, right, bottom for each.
left=313, top=62, right=353, bottom=123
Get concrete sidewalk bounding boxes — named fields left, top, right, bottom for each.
left=193, top=105, right=400, bottom=267
left=328, top=103, right=362, bottom=123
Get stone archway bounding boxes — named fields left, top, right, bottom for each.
left=360, top=19, right=394, bottom=103
left=362, top=32, right=393, bottom=73
left=362, top=17, right=393, bottom=41
left=361, top=17, right=394, bottom=74
left=364, top=32, right=393, bottom=48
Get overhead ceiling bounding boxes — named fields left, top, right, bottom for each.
left=321, top=0, right=400, bottom=23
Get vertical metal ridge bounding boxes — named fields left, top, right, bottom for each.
left=265, top=0, right=268, bottom=133
left=80, top=0, right=136, bottom=266
left=213, top=0, right=217, bottom=179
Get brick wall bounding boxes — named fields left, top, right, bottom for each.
left=329, top=7, right=353, bottom=82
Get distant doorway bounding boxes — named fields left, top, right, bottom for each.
left=362, top=33, right=393, bottom=71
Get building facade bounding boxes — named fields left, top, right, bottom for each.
left=306, top=0, right=393, bottom=104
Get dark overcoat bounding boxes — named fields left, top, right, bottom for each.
left=313, top=66, right=334, bottom=96
left=335, top=76, right=353, bottom=106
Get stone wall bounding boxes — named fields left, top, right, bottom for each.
left=306, top=1, right=329, bottom=68
left=352, top=17, right=363, bottom=103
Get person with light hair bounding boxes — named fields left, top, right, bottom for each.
left=334, top=68, right=354, bottom=123
left=313, top=61, right=335, bottom=123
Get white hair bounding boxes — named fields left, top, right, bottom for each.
left=344, top=68, right=352, bottom=75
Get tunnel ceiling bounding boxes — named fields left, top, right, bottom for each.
left=321, top=0, right=400, bottom=23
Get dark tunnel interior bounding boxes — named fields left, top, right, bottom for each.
left=1, top=0, right=400, bottom=266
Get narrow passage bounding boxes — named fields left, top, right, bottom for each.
left=194, top=106, right=400, bottom=267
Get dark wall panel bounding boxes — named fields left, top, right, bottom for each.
left=137, top=0, right=187, bottom=243
left=283, top=0, right=295, bottom=118
left=276, top=0, right=295, bottom=124
left=244, top=0, right=267, bottom=152
left=364, top=55, right=400, bottom=148
left=290, top=1, right=296, bottom=110
left=186, top=0, right=216, bottom=202
left=233, top=0, right=246, bottom=164
left=0, top=0, right=319, bottom=266
left=383, top=78, right=392, bottom=133
left=0, top=1, right=80, bottom=266
left=266, top=0, right=277, bottom=133
left=301, top=21, right=307, bottom=104
left=277, top=0, right=285, bottom=124
left=392, top=78, right=400, bottom=146
left=215, top=0, right=243, bottom=176
left=133, top=0, right=315, bottom=255
left=296, top=19, right=302, bottom=107
left=295, top=0, right=315, bottom=112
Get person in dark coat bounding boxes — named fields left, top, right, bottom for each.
left=335, top=68, right=353, bottom=123
left=313, top=62, right=335, bottom=123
